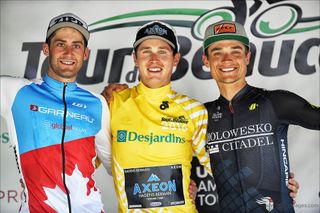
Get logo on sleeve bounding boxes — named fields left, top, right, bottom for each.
left=249, top=103, right=258, bottom=110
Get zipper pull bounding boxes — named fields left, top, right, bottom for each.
left=229, top=101, right=234, bottom=113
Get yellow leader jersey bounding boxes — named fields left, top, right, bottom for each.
left=110, top=82, right=212, bottom=213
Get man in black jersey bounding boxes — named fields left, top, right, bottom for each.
left=202, top=20, right=319, bottom=213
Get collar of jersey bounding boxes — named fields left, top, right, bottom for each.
left=44, top=74, right=78, bottom=91
left=218, top=84, right=253, bottom=105
left=136, top=81, right=172, bottom=99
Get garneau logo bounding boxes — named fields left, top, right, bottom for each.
left=30, top=104, right=94, bottom=123
left=117, top=130, right=185, bottom=145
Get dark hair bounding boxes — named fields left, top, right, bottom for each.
left=45, top=30, right=88, bottom=47
left=134, top=43, right=177, bottom=56
left=204, top=45, right=250, bottom=57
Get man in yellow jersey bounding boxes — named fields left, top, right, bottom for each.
left=109, top=20, right=211, bottom=212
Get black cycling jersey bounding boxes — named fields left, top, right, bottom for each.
left=205, top=84, right=320, bottom=213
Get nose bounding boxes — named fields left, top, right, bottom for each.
left=222, top=52, right=232, bottom=62
left=64, top=45, right=73, bottom=55
left=150, top=53, right=159, bottom=62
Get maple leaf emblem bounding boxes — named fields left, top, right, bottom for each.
left=43, top=165, right=103, bottom=212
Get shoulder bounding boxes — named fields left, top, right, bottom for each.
left=1, top=75, right=42, bottom=96
left=204, top=100, right=217, bottom=108
left=75, top=86, right=109, bottom=109
left=170, top=91, right=206, bottom=110
left=1, top=75, right=35, bottom=87
left=253, top=86, right=301, bottom=101
left=250, top=86, right=312, bottom=112
left=113, top=87, right=132, bottom=102
left=169, top=91, right=207, bottom=120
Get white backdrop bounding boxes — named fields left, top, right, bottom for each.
left=1, top=1, right=319, bottom=212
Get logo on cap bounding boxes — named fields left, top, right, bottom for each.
left=214, top=23, right=236, bottom=35
left=50, top=15, right=85, bottom=28
left=144, top=24, right=168, bottom=36
left=46, top=13, right=90, bottom=42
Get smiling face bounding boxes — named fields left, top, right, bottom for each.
left=133, top=38, right=180, bottom=89
left=42, top=27, right=89, bottom=82
left=202, top=40, right=250, bottom=88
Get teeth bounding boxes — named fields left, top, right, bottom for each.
left=148, top=67, right=161, bottom=72
left=221, top=67, right=235, bottom=72
left=61, top=61, right=74, bottom=65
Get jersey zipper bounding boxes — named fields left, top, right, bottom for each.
left=61, top=83, right=72, bottom=213
left=229, top=100, right=248, bottom=212
left=229, top=101, right=235, bottom=113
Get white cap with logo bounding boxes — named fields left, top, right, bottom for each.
left=46, top=13, right=90, bottom=42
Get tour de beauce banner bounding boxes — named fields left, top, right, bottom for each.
left=0, top=0, right=319, bottom=212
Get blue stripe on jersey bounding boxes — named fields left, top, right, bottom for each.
left=12, top=76, right=102, bottom=154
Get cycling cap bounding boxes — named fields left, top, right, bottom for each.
left=133, top=20, right=179, bottom=53
left=46, top=13, right=90, bottom=42
left=203, top=20, right=249, bottom=51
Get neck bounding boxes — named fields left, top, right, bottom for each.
left=217, top=80, right=247, bottom=101
left=47, top=70, right=76, bottom=83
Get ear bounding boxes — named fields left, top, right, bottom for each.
left=202, top=54, right=210, bottom=68
left=42, top=43, right=49, bottom=56
left=83, top=47, right=89, bottom=61
left=173, top=53, right=181, bottom=66
left=133, top=52, right=138, bottom=67
left=245, top=52, right=251, bottom=65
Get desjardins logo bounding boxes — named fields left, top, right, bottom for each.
left=117, top=130, right=185, bottom=145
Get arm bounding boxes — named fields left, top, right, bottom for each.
left=0, top=76, right=6, bottom=115
left=188, top=104, right=213, bottom=202
left=188, top=179, right=197, bottom=204
left=288, top=172, right=300, bottom=203
left=191, top=106, right=213, bottom=176
left=1, top=76, right=30, bottom=116
left=270, top=90, right=320, bottom=129
left=94, top=94, right=112, bottom=175
left=1, top=76, right=32, bottom=147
